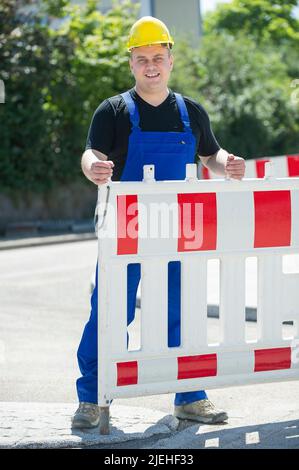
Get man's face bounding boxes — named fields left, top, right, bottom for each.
left=129, top=44, right=174, bottom=93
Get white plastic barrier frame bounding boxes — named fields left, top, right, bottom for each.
left=97, top=164, right=299, bottom=410
left=201, top=153, right=299, bottom=180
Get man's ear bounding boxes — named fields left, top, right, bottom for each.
left=129, top=58, right=134, bottom=74
left=170, top=55, right=174, bottom=71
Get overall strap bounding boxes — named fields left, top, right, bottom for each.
left=174, top=92, right=191, bottom=131
left=121, top=91, right=140, bottom=129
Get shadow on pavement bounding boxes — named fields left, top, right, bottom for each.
left=151, top=418, right=299, bottom=449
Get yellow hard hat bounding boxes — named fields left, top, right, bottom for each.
left=127, top=16, right=174, bottom=52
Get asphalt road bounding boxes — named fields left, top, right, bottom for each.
left=1, top=240, right=299, bottom=449
left=0, top=240, right=97, bottom=403
left=0, top=239, right=225, bottom=406
left=0, top=239, right=263, bottom=403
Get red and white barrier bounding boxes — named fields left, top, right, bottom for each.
left=115, top=346, right=294, bottom=390
left=115, top=189, right=299, bottom=255
left=201, top=153, right=299, bottom=179
left=97, top=164, right=299, bottom=408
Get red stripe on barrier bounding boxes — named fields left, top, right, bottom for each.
left=287, top=154, right=299, bottom=177
left=117, top=195, right=138, bottom=255
left=254, top=190, right=291, bottom=247
left=178, top=354, right=217, bottom=380
left=255, top=159, right=270, bottom=178
left=202, top=166, right=210, bottom=180
left=177, top=193, right=217, bottom=252
left=117, top=361, right=138, bottom=386
left=254, top=348, right=291, bottom=372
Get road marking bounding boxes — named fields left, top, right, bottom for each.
left=205, top=438, right=219, bottom=448
left=245, top=431, right=260, bottom=444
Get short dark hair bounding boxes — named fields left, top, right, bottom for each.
left=161, top=43, right=173, bottom=51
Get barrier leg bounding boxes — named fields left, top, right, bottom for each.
left=99, top=405, right=110, bottom=435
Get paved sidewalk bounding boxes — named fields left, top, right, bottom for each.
left=0, top=402, right=178, bottom=449
left=1, top=382, right=299, bottom=449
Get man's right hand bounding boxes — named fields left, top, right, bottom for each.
left=88, top=160, right=114, bottom=185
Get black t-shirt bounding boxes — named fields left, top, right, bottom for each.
left=85, top=88, right=220, bottom=181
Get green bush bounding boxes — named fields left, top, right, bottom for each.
left=0, top=0, right=298, bottom=199
left=0, top=0, right=137, bottom=194
left=204, top=0, right=299, bottom=47
left=170, top=6, right=299, bottom=158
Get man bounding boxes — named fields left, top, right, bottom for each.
left=72, top=16, right=245, bottom=429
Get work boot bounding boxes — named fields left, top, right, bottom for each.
left=71, top=402, right=100, bottom=429
left=174, top=399, right=228, bottom=424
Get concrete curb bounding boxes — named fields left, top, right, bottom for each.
left=136, top=298, right=258, bottom=322
left=0, top=402, right=179, bottom=449
left=0, top=232, right=96, bottom=250
left=0, top=233, right=260, bottom=322
left=207, top=304, right=257, bottom=322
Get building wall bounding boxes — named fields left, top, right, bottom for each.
left=152, top=0, right=202, bottom=45
left=98, top=0, right=140, bottom=13
left=97, top=0, right=202, bottom=44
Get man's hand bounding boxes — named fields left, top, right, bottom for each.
left=225, top=154, right=245, bottom=180
left=88, top=160, right=114, bottom=185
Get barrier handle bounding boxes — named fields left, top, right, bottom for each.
left=143, top=165, right=155, bottom=182
left=264, top=161, right=275, bottom=179
left=186, top=163, right=198, bottom=182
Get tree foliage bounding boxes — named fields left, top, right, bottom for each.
left=172, top=34, right=298, bottom=158
left=0, top=0, right=298, bottom=198
left=204, top=0, right=299, bottom=46
left=170, top=0, right=299, bottom=158
left=204, top=0, right=299, bottom=80
left=0, top=0, right=136, bottom=193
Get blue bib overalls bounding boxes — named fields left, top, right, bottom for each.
left=76, top=91, right=208, bottom=405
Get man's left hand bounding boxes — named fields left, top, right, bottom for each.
left=225, top=154, right=246, bottom=180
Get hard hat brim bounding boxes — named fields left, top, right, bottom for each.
left=128, top=40, right=174, bottom=52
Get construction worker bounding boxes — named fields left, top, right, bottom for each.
left=72, top=16, right=245, bottom=429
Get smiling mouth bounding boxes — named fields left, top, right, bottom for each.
left=145, top=73, right=160, bottom=79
